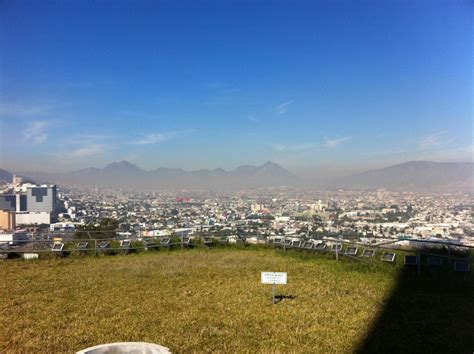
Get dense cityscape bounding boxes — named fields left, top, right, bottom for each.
left=1, top=175, right=472, bottom=248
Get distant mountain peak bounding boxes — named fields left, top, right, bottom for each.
left=257, top=161, right=295, bottom=177
left=104, top=160, right=142, bottom=172
left=106, top=160, right=137, bottom=167
left=263, top=161, right=278, bottom=167
left=260, top=161, right=284, bottom=170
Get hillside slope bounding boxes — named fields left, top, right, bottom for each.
left=330, top=161, right=473, bottom=192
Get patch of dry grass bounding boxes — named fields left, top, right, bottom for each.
left=0, top=248, right=422, bottom=353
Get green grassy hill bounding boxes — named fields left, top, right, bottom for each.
left=0, top=247, right=472, bottom=353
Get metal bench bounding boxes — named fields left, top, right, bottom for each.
left=98, top=241, right=110, bottom=253
left=143, top=238, right=156, bottom=251
left=202, top=237, right=214, bottom=247
left=51, top=243, right=65, bottom=252
left=182, top=237, right=193, bottom=248
left=302, top=241, right=314, bottom=250
left=160, top=237, right=171, bottom=248
left=314, top=242, right=327, bottom=251
left=361, top=249, right=375, bottom=257
left=120, top=240, right=131, bottom=254
left=345, top=246, right=358, bottom=256
left=404, top=255, right=418, bottom=266
left=454, top=261, right=470, bottom=272
left=273, top=238, right=283, bottom=246
left=381, top=252, right=396, bottom=263
left=76, top=241, right=89, bottom=254
left=331, top=244, right=343, bottom=253
left=52, top=242, right=68, bottom=257
left=291, top=240, right=302, bottom=248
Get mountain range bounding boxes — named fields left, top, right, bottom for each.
left=23, top=161, right=297, bottom=190
left=7, top=160, right=474, bottom=192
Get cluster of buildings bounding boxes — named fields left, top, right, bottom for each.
left=0, top=175, right=59, bottom=231
left=0, top=174, right=472, bottom=248
left=50, top=184, right=472, bottom=246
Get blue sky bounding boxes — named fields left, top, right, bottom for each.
left=0, top=0, right=472, bottom=174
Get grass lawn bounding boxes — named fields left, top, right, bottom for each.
left=0, top=247, right=472, bottom=353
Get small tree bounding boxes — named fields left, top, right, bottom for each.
left=74, top=218, right=119, bottom=240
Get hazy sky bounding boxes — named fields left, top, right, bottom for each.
left=0, top=0, right=472, bottom=174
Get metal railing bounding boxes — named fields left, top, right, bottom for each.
left=1, top=233, right=472, bottom=270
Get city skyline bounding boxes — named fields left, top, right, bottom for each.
left=1, top=1, right=472, bottom=173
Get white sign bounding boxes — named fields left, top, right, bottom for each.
left=261, top=272, right=287, bottom=285
left=23, top=253, right=39, bottom=260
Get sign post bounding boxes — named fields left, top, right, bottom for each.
left=272, top=283, right=276, bottom=304
left=261, top=272, right=287, bottom=304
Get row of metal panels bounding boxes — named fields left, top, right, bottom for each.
left=272, top=239, right=471, bottom=271
left=52, top=238, right=172, bottom=252
left=403, top=255, right=470, bottom=271
left=51, top=237, right=217, bottom=252
left=48, top=239, right=471, bottom=272
left=272, top=239, right=376, bottom=257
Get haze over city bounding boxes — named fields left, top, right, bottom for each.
left=1, top=0, right=472, bottom=175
